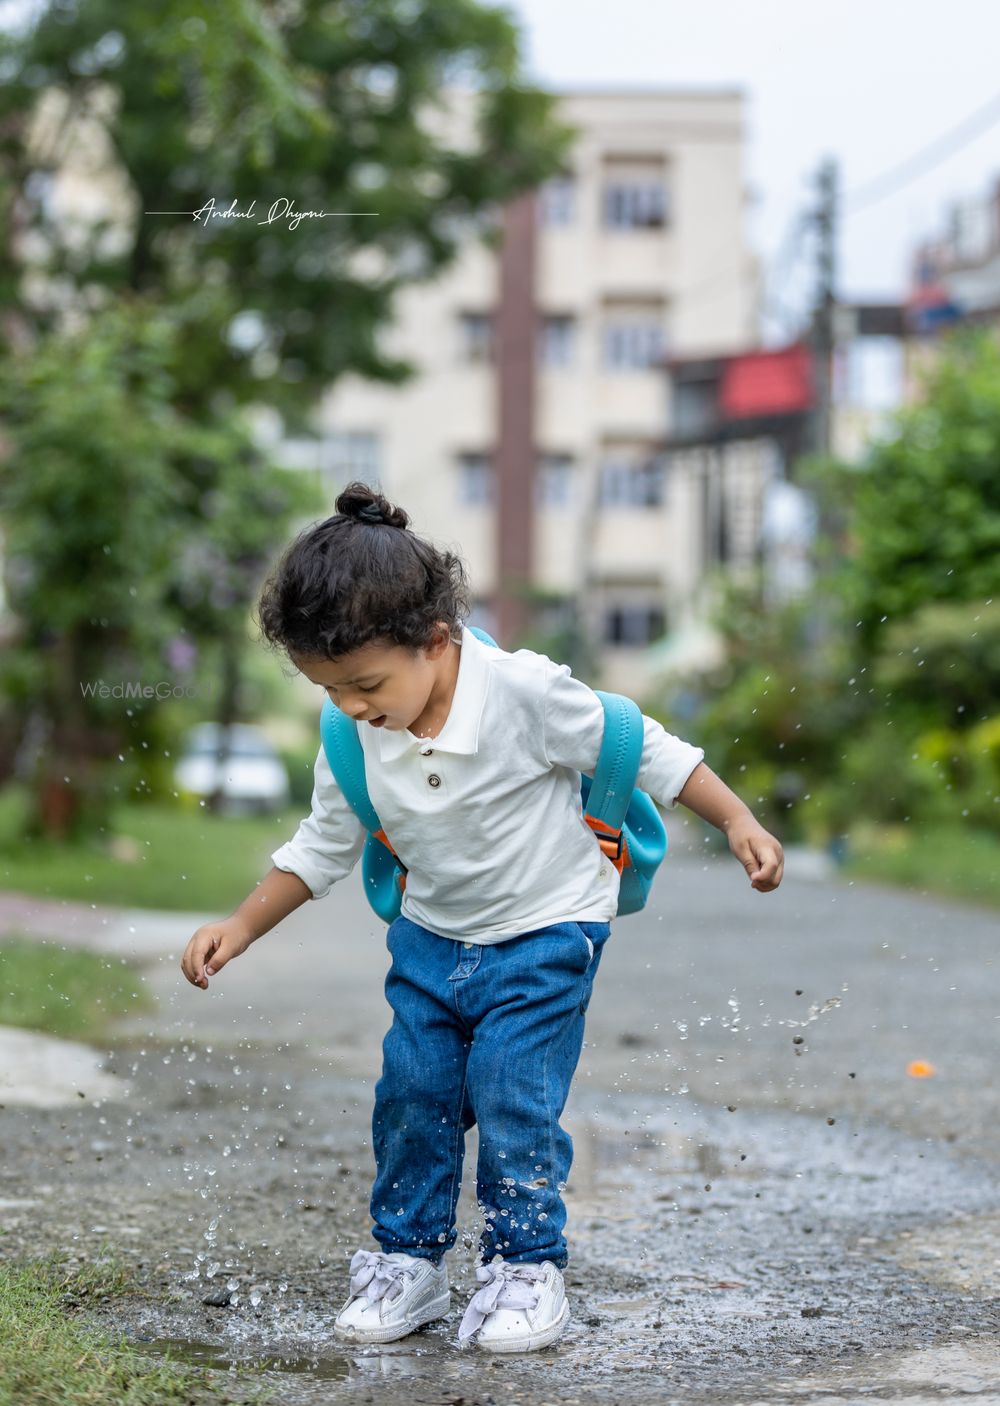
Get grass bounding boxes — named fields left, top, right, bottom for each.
left=0, top=1250, right=272, bottom=1406
left=845, top=821, right=1000, bottom=909
left=0, top=938, right=157, bottom=1041
left=0, top=803, right=302, bottom=912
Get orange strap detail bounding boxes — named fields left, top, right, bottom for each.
left=373, top=827, right=396, bottom=856
left=584, top=814, right=629, bottom=875
left=374, top=828, right=407, bottom=892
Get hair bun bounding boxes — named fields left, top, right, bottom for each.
left=336, top=481, right=409, bottom=530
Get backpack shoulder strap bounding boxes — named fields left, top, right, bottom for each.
left=586, top=691, right=645, bottom=832
left=319, top=697, right=381, bottom=833
left=469, top=628, right=643, bottom=830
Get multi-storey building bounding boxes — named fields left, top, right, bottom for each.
left=296, top=88, right=757, bottom=692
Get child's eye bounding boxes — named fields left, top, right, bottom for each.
left=360, top=683, right=381, bottom=693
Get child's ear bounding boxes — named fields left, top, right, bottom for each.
left=428, top=622, right=452, bottom=658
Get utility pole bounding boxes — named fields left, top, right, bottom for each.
left=811, top=157, right=838, bottom=457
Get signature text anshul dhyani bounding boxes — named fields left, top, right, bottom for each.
left=191, top=197, right=372, bottom=231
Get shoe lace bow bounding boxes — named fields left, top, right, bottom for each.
left=348, top=1249, right=415, bottom=1306
left=457, top=1260, right=546, bottom=1344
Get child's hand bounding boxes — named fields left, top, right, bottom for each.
left=181, top=918, right=253, bottom=990
left=726, top=819, right=784, bottom=892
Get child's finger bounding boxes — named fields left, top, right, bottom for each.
left=735, top=838, right=762, bottom=879
left=182, top=942, right=201, bottom=984
left=182, top=952, right=208, bottom=989
left=750, top=843, right=783, bottom=890
left=203, top=935, right=233, bottom=977
left=192, top=936, right=213, bottom=981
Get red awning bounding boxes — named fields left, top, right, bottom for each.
left=718, top=344, right=814, bottom=419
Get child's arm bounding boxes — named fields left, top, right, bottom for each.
left=677, top=762, right=784, bottom=892
left=181, top=867, right=313, bottom=989
left=538, top=656, right=783, bottom=892
left=181, top=744, right=367, bottom=990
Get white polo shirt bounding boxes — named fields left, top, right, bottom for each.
left=270, top=624, right=705, bottom=942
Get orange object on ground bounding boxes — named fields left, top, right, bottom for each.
left=906, top=1060, right=936, bottom=1078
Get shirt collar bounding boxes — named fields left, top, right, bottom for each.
left=372, top=623, right=491, bottom=761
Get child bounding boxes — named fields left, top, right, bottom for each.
left=181, top=483, right=783, bottom=1354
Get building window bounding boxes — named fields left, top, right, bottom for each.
left=539, top=175, right=576, bottom=227
left=457, top=452, right=494, bottom=506
left=539, top=315, right=576, bottom=369
left=604, top=603, right=667, bottom=647
left=457, top=312, right=494, bottom=365
left=603, top=317, right=666, bottom=371
left=604, top=182, right=669, bottom=229
left=602, top=156, right=670, bottom=229
left=598, top=454, right=666, bottom=509
left=537, top=454, right=574, bottom=509
left=327, top=431, right=381, bottom=486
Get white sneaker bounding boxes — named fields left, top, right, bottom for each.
left=334, top=1249, right=451, bottom=1343
left=457, top=1258, right=570, bottom=1353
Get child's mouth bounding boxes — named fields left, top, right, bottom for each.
left=368, top=715, right=387, bottom=727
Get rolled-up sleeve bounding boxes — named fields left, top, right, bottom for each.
left=541, top=658, right=705, bottom=811
left=270, top=745, right=367, bottom=899
left=636, top=714, right=705, bottom=810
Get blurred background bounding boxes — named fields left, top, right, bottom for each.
left=0, top=0, right=998, bottom=915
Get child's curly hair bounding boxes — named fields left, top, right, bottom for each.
left=256, top=482, right=471, bottom=660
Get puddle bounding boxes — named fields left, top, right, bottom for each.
left=134, top=1335, right=351, bottom=1380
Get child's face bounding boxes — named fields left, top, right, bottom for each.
left=290, top=626, right=455, bottom=734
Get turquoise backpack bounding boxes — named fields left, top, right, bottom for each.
left=319, top=627, right=667, bottom=923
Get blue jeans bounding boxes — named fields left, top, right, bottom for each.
left=369, top=914, right=612, bottom=1270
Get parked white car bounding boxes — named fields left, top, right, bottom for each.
left=174, top=723, right=290, bottom=814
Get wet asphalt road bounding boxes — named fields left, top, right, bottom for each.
left=2, top=818, right=999, bottom=1404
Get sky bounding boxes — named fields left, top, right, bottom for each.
left=508, top=0, right=1000, bottom=334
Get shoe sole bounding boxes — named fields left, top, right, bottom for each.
left=333, top=1289, right=452, bottom=1344
left=473, top=1299, right=570, bottom=1353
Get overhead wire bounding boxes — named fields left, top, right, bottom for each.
left=842, top=85, right=1000, bottom=216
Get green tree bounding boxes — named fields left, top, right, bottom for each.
left=0, top=0, right=568, bottom=835
left=847, top=332, right=1000, bottom=648
left=0, top=302, right=315, bottom=836
left=0, top=0, right=571, bottom=413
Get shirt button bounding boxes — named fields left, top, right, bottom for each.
left=427, top=774, right=441, bottom=788
left=599, top=867, right=609, bottom=881
left=420, top=747, right=434, bottom=756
